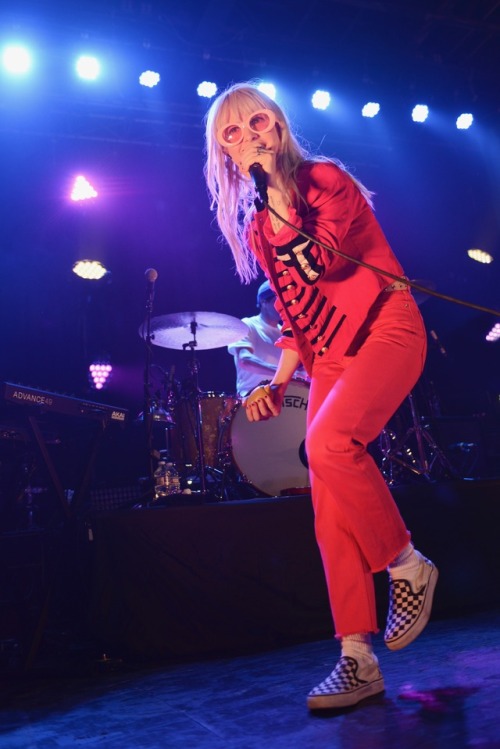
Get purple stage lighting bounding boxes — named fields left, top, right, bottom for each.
left=71, top=175, right=98, bottom=202
left=89, top=362, right=112, bottom=390
left=72, top=260, right=108, bottom=280
left=485, top=322, right=500, bottom=342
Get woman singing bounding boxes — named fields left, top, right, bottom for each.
left=204, top=82, right=438, bottom=711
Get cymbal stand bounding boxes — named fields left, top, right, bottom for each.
left=142, top=275, right=157, bottom=495
left=182, top=322, right=207, bottom=495
left=378, top=390, right=460, bottom=485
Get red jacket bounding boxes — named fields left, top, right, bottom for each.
left=247, top=161, right=406, bottom=374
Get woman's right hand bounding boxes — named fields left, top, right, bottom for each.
left=242, top=383, right=285, bottom=422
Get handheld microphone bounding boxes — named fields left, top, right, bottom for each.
left=249, top=163, right=268, bottom=203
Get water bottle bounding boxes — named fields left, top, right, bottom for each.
left=154, top=460, right=181, bottom=500
left=154, top=460, right=168, bottom=500
left=165, top=462, right=181, bottom=494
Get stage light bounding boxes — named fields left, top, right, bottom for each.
left=485, top=322, right=500, bottom=342
left=362, top=102, right=380, bottom=118
left=72, top=260, right=108, bottom=280
left=76, top=55, right=101, bottom=81
left=412, top=104, right=429, bottom=123
left=312, top=90, right=331, bottom=110
left=71, top=175, right=98, bottom=201
left=2, top=44, right=33, bottom=75
left=197, top=81, right=217, bottom=98
left=89, top=362, right=112, bottom=390
left=467, top=248, right=494, bottom=264
left=456, top=113, right=473, bottom=130
left=257, top=82, right=276, bottom=100
left=139, top=70, right=160, bottom=88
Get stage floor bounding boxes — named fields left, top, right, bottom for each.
left=1, top=607, right=499, bottom=748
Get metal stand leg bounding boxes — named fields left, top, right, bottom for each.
left=378, top=391, right=461, bottom=485
left=183, top=326, right=208, bottom=495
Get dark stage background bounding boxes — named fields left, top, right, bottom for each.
left=0, top=2, right=499, bottom=485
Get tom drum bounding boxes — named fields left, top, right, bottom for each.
left=174, top=391, right=238, bottom=468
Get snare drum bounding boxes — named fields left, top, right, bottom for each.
left=226, top=380, right=310, bottom=496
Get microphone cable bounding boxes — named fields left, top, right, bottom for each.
left=261, top=199, right=500, bottom=317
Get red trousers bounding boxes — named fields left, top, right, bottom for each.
left=306, top=289, right=427, bottom=637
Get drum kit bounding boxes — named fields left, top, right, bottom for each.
left=140, top=285, right=460, bottom=501
left=139, top=310, right=310, bottom=500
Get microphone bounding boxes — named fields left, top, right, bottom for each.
left=430, top=329, right=447, bottom=357
left=145, top=267, right=158, bottom=284
left=249, top=163, right=268, bottom=203
left=145, top=268, right=158, bottom=309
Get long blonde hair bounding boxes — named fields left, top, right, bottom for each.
left=204, top=82, right=373, bottom=283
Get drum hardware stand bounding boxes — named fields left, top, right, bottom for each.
left=148, top=364, right=179, bottom=466
left=142, top=269, right=159, bottom=497
left=214, top=425, right=261, bottom=501
left=378, top=390, right=461, bottom=485
left=182, top=322, right=208, bottom=495
left=138, top=308, right=248, bottom=500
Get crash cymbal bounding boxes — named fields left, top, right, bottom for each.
left=409, top=279, right=436, bottom=306
left=140, top=311, right=248, bottom=350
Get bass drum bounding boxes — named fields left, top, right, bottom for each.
left=227, top=380, right=310, bottom=497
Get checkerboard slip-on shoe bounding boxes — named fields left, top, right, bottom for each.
left=307, top=656, right=385, bottom=710
left=384, top=552, right=439, bottom=651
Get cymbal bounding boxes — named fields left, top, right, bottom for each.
left=409, top=279, right=436, bottom=307
left=140, top=311, right=248, bottom=350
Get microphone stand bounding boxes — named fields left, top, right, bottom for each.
left=142, top=269, right=158, bottom=498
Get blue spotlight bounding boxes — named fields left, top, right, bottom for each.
left=257, top=82, right=276, bottom=100
left=312, top=90, right=331, bottom=110
left=197, top=81, right=217, bottom=98
left=362, top=102, right=380, bottom=118
left=139, top=70, right=160, bottom=88
left=456, top=113, right=473, bottom=130
left=412, top=104, right=429, bottom=123
left=76, top=55, right=101, bottom=81
left=2, top=44, right=33, bottom=75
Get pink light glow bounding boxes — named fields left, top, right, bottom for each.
left=89, top=362, right=112, bottom=389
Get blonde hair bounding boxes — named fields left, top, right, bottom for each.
left=204, top=82, right=373, bottom=283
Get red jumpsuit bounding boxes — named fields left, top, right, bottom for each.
left=248, top=162, right=427, bottom=636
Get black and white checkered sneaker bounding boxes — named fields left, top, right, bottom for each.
left=384, top=551, right=438, bottom=651
left=307, top=656, right=385, bottom=710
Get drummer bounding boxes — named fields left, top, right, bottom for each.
left=228, top=280, right=307, bottom=396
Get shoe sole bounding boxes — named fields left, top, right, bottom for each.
left=385, top=564, right=439, bottom=651
left=307, top=678, right=385, bottom=710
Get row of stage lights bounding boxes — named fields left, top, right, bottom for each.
left=2, top=44, right=475, bottom=130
